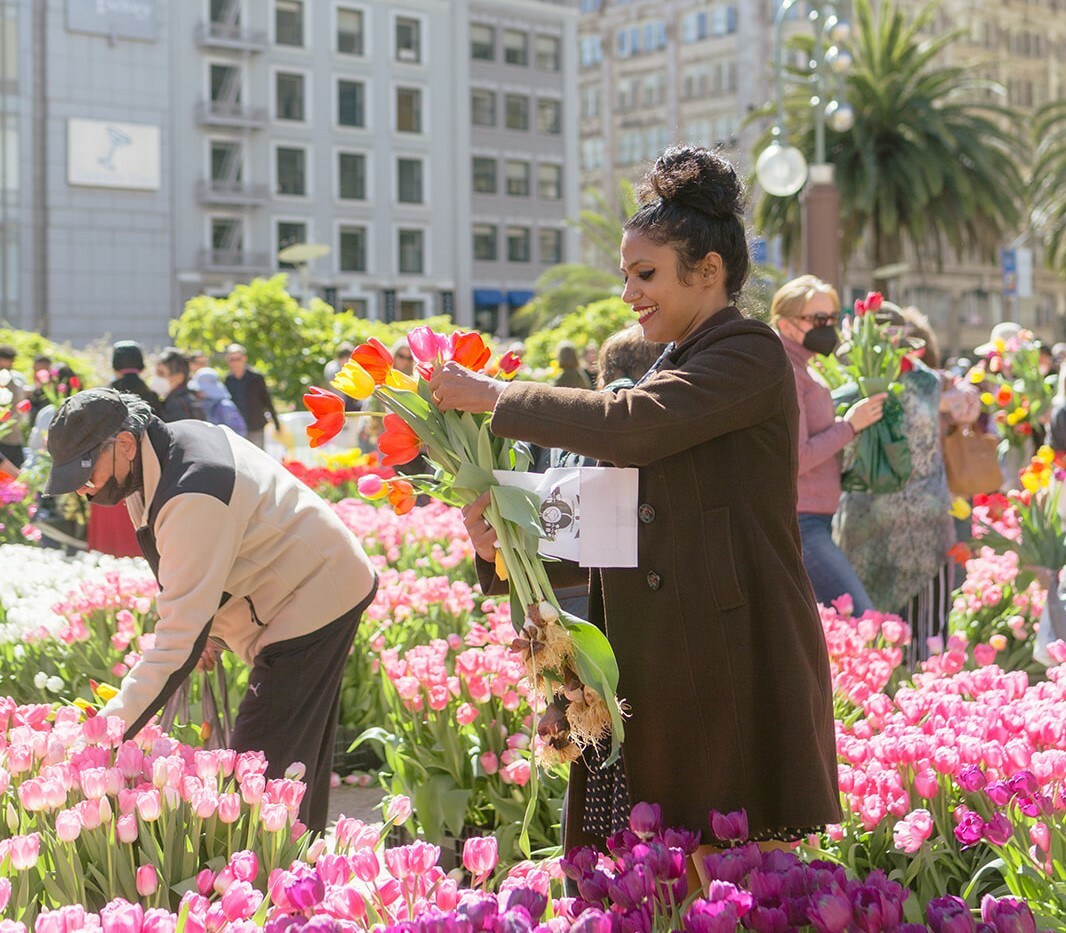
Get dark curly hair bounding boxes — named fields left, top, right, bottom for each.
left=623, top=146, right=749, bottom=300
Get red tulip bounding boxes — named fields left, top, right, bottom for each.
left=303, top=387, right=345, bottom=448
left=15, top=398, right=31, bottom=414
left=378, top=414, right=422, bottom=466
left=450, top=331, right=492, bottom=372
left=386, top=479, right=417, bottom=515
left=352, top=337, right=394, bottom=385
left=498, top=351, right=522, bottom=379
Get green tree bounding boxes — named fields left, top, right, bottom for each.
left=522, top=297, right=635, bottom=370
left=1032, top=99, right=1066, bottom=277
left=753, top=0, right=1025, bottom=286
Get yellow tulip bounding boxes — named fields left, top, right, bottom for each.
left=1007, top=409, right=1025, bottom=426
left=331, top=360, right=376, bottom=400
left=385, top=369, right=419, bottom=392
left=994, top=338, right=1006, bottom=353
left=1021, top=471, right=1041, bottom=493
left=949, top=498, right=972, bottom=520
left=494, top=551, right=509, bottom=581
left=93, top=681, right=119, bottom=701
left=980, top=392, right=994, bottom=406
left=1037, top=445, right=1055, bottom=464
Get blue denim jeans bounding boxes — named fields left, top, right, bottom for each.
left=798, top=512, right=872, bottom=616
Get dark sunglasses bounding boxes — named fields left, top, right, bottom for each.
left=798, top=313, right=839, bottom=328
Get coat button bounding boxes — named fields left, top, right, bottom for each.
left=646, top=571, right=662, bottom=591
left=638, top=503, right=656, bottom=524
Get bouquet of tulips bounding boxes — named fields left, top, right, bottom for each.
left=303, top=329, right=625, bottom=829
left=830, top=291, right=915, bottom=494
left=968, top=333, right=1053, bottom=453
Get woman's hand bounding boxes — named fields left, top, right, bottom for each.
left=462, top=491, right=498, bottom=563
left=844, top=392, right=887, bottom=433
left=429, top=362, right=506, bottom=413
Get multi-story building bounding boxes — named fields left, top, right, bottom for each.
left=2, top=0, right=579, bottom=348
left=577, top=0, right=1066, bottom=355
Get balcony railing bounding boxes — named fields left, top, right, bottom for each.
left=196, top=178, right=270, bottom=206
left=196, top=99, right=268, bottom=129
left=198, top=248, right=272, bottom=272
left=194, top=21, right=268, bottom=52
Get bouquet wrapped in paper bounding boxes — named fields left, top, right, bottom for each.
left=304, top=329, right=625, bottom=778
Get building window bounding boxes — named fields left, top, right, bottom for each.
left=535, top=34, right=561, bottom=71
left=504, top=94, right=529, bottom=131
left=472, top=157, right=496, bottom=194
left=471, top=89, right=496, bottom=127
left=506, top=226, right=531, bottom=263
left=396, top=87, right=422, bottom=133
left=540, top=228, right=563, bottom=265
left=503, top=29, right=529, bottom=65
left=211, top=0, right=240, bottom=26
left=341, top=298, right=368, bottom=315
left=472, top=224, right=498, bottom=261
left=536, top=98, right=561, bottom=134
left=471, top=23, right=494, bottom=60
left=537, top=163, right=562, bottom=200
left=212, top=217, right=243, bottom=252
left=396, top=16, right=421, bottom=63
left=505, top=160, right=530, bottom=196
left=580, top=85, right=601, bottom=119
left=398, top=229, right=424, bottom=274
left=275, top=72, right=305, bottom=121
left=211, top=141, right=243, bottom=184
left=338, top=152, right=366, bottom=200
left=338, top=79, right=365, bottom=127
left=276, top=147, right=306, bottom=196
left=278, top=221, right=308, bottom=267
left=337, top=7, right=364, bottom=55
left=580, top=36, right=603, bottom=66
left=397, top=158, right=423, bottom=203
left=399, top=300, right=424, bottom=320
left=339, top=225, right=367, bottom=272
left=210, top=64, right=241, bottom=104
left=275, top=0, right=303, bottom=46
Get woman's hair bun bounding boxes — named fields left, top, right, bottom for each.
left=638, top=146, right=744, bottom=219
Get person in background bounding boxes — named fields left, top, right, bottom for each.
left=189, top=368, right=248, bottom=437
left=433, top=145, right=840, bottom=874
left=582, top=340, right=600, bottom=387
left=224, top=343, right=280, bottom=449
left=27, top=356, right=54, bottom=424
left=153, top=347, right=205, bottom=424
left=595, top=324, right=664, bottom=392
left=0, top=344, right=27, bottom=470
left=43, top=388, right=378, bottom=832
left=110, top=341, right=162, bottom=415
left=771, top=275, right=885, bottom=615
left=186, top=350, right=211, bottom=374
left=554, top=341, right=592, bottom=389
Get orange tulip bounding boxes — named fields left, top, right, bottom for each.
left=450, top=332, right=492, bottom=372
left=353, top=337, right=394, bottom=385
left=995, top=385, right=1013, bottom=407
left=387, top=478, right=417, bottom=515
left=304, top=387, right=345, bottom=448
left=378, top=414, right=422, bottom=466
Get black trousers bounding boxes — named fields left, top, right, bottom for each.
left=230, top=578, right=378, bottom=832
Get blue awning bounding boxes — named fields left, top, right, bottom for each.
left=473, top=288, right=505, bottom=306
left=507, top=289, right=535, bottom=308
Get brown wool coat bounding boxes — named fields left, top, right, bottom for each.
left=489, top=307, right=841, bottom=845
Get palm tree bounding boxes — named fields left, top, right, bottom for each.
left=753, top=0, right=1025, bottom=286
left=1031, top=99, right=1066, bottom=277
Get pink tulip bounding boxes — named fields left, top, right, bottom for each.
left=220, top=881, right=263, bottom=921
left=100, top=898, right=144, bottom=933
left=1031, top=822, right=1051, bottom=852
left=80, top=766, right=109, bottom=800
left=55, top=808, right=82, bottom=843
left=234, top=751, right=267, bottom=782
left=137, top=865, right=159, bottom=897
left=456, top=702, right=479, bottom=725
left=323, top=886, right=366, bottom=922
left=479, top=752, right=499, bottom=775
left=499, top=760, right=531, bottom=787
left=385, top=794, right=412, bottom=824
left=141, top=909, right=177, bottom=933
left=217, top=793, right=241, bottom=824
left=913, top=768, right=940, bottom=799
left=350, top=848, right=380, bottom=883
left=9, top=832, right=40, bottom=870
left=115, top=742, right=144, bottom=781
left=463, top=835, right=498, bottom=880
left=284, top=761, right=307, bottom=781
left=116, top=814, right=138, bottom=844
left=240, top=773, right=265, bottom=806
left=197, top=869, right=216, bottom=897
left=229, top=850, right=258, bottom=883
left=892, top=808, right=934, bottom=853
left=260, top=802, right=288, bottom=832
left=0, top=878, right=10, bottom=913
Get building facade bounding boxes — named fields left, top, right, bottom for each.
left=2, top=0, right=579, bottom=348
left=577, top=0, right=1066, bottom=355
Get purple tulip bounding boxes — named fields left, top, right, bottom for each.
left=980, top=895, right=1037, bottom=933
left=683, top=900, right=741, bottom=933
left=576, top=870, right=611, bottom=903
left=617, top=903, right=652, bottom=933
left=570, top=909, right=615, bottom=933
left=628, top=802, right=662, bottom=838
left=954, top=811, right=986, bottom=847
left=957, top=765, right=987, bottom=793
left=746, top=868, right=785, bottom=901
left=807, top=890, right=852, bottom=933
left=927, top=895, right=978, bottom=933
left=704, top=880, right=753, bottom=915
left=984, top=781, right=1013, bottom=807
left=497, top=906, right=535, bottom=933
left=605, top=865, right=655, bottom=911
left=504, top=888, right=548, bottom=922
left=983, top=813, right=1013, bottom=846
left=662, top=826, right=701, bottom=855
left=745, top=905, right=790, bottom=933
left=708, top=809, right=749, bottom=843
left=561, top=847, right=601, bottom=881
left=701, top=850, right=749, bottom=886
left=606, top=829, right=641, bottom=855
left=1006, top=771, right=1039, bottom=797
left=285, top=872, right=325, bottom=911
left=642, top=842, right=686, bottom=884
left=458, top=894, right=499, bottom=932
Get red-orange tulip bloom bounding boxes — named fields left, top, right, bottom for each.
left=498, top=351, right=522, bottom=379
left=387, top=478, right=417, bottom=515
left=304, top=387, right=345, bottom=448
left=378, top=414, right=422, bottom=466
left=352, top=337, right=394, bottom=385
left=450, top=332, right=492, bottom=372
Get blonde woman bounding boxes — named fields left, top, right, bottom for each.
left=771, top=275, right=884, bottom=615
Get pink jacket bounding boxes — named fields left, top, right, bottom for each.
left=782, top=336, right=855, bottom=515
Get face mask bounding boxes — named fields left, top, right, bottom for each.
left=149, top=375, right=171, bottom=398
left=87, top=445, right=142, bottom=507
left=802, top=325, right=840, bottom=357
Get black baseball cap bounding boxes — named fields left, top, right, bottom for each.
left=44, top=388, right=128, bottom=495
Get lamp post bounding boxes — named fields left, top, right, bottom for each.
left=755, top=0, right=854, bottom=289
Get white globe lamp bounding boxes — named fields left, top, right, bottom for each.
left=755, top=142, right=809, bottom=197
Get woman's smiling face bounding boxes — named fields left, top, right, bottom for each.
left=619, top=229, right=726, bottom=345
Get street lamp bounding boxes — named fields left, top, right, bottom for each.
left=755, top=0, right=853, bottom=288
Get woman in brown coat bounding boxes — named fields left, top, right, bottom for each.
left=431, top=147, right=840, bottom=866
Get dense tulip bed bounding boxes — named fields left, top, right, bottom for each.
left=1, top=469, right=1066, bottom=928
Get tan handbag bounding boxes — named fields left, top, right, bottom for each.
left=942, top=425, right=1002, bottom=497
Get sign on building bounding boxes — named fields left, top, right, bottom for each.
left=67, top=0, right=157, bottom=42
left=67, top=119, right=161, bottom=191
